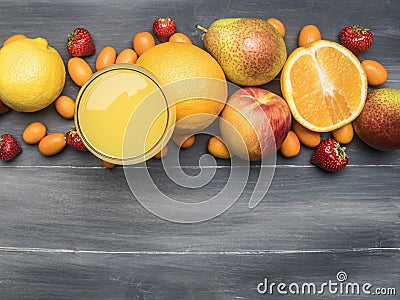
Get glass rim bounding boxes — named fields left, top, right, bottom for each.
left=74, top=63, right=175, bottom=165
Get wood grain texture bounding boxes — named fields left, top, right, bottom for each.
left=0, top=251, right=398, bottom=299
left=0, top=166, right=399, bottom=252
left=0, top=0, right=399, bottom=299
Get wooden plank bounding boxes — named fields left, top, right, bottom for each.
left=1, top=128, right=400, bottom=168
left=0, top=250, right=398, bottom=299
left=0, top=166, right=398, bottom=251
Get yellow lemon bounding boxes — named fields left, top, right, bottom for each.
left=0, top=37, right=65, bottom=112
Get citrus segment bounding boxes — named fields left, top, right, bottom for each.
left=281, top=40, right=367, bottom=132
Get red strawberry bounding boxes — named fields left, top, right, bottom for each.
left=0, top=134, right=22, bottom=161
left=67, top=27, right=95, bottom=57
left=310, top=138, right=348, bottom=172
left=65, top=127, right=88, bottom=152
left=153, top=18, right=177, bottom=42
left=0, top=99, right=10, bottom=115
left=340, top=24, right=374, bottom=55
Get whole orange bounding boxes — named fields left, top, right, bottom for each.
left=136, top=42, right=227, bottom=134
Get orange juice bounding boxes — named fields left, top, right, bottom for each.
left=75, top=64, right=175, bottom=164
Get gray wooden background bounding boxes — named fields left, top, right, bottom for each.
left=0, top=0, right=399, bottom=299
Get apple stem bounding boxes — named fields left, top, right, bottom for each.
left=196, top=24, right=208, bottom=33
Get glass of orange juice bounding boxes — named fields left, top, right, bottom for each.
left=75, top=64, right=175, bottom=165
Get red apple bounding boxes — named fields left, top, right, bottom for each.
left=219, top=87, right=291, bottom=161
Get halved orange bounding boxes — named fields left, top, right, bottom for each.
left=280, top=40, right=368, bottom=132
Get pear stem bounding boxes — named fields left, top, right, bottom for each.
left=196, top=24, right=208, bottom=33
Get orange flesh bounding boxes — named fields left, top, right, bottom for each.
left=289, top=46, right=364, bottom=129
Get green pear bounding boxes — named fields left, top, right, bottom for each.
left=353, top=88, right=400, bottom=151
left=198, top=18, right=287, bottom=86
